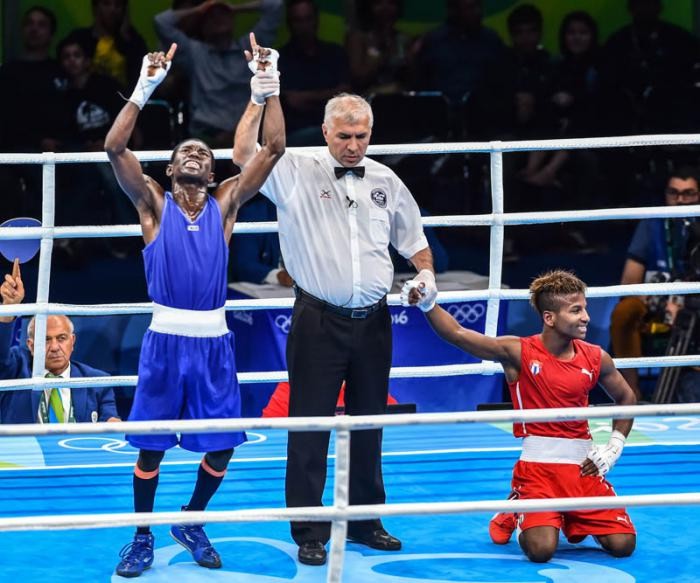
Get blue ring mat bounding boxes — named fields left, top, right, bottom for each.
left=0, top=417, right=698, bottom=582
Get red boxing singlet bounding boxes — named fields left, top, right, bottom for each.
left=508, top=335, right=601, bottom=439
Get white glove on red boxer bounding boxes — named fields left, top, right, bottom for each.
left=586, top=430, right=626, bottom=476
left=400, top=269, right=438, bottom=312
left=129, top=53, right=172, bottom=110
left=250, top=70, right=280, bottom=106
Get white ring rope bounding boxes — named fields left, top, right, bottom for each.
left=1, top=132, right=700, bottom=164
left=0, top=279, right=698, bottom=319
left=2, top=492, right=699, bottom=533
left=1, top=353, right=700, bottom=392
left=1, top=205, right=698, bottom=241
left=3, top=134, right=700, bottom=582
left=0, top=402, right=698, bottom=437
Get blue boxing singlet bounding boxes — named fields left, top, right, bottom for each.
left=143, top=192, right=228, bottom=310
left=128, top=191, right=246, bottom=453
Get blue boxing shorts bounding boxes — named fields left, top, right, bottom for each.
left=127, top=328, right=247, bottom=452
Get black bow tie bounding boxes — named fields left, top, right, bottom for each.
left=334, top=166, right=365, bottom=179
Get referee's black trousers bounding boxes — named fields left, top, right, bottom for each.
left=285, top=295, right=392, bottom=545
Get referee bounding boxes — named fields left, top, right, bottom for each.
left=235, top=42, right=437, bottom=567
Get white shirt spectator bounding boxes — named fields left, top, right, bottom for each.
left=260, top=148, right=428, bottom=307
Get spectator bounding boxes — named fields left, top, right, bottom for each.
left=154, top=0, right=283, bottom=147
left=546, top=11, right=605, bottom=211
left=0, top=260, right=119, bottom=424
left=279, top=0, right=351, bottom=146
left=48, top=32, right=129, bottom=236
left=551, top=11, right=604, bottom=139
left=0, top=6, right=63, bottom=218
left=69, top=0, right=148, bottom=89
left=602, top=0, right=700, bottom=134
left=610, top=165, right=700, bottom=398
left=346, top=0, right=411, bottom=95
left=476, top=3, right=555, bottom=141
left=262, top=381, right=397, bottom=417
left=472, top=4, right=559, bottom=222
left=411, top=0, right=504, bottom=104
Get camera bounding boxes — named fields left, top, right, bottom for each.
left=651, top=218, right=700, bottom=403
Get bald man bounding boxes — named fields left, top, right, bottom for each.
left=0, top=259, right=119, bottom=423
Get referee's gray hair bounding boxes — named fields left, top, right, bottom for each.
left=27, top=315, right=75, bottom=339
left=324, top=93, right=374, bottom=128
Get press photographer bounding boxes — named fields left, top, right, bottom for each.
left=610, top=165, right=700, bottom=399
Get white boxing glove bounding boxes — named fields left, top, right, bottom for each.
left=248, top=47, right=279, bottom=74
left=400, top=269, right=437, bottom=312
left=129, top=54, right=172, bottom=110
left=586, top=430, right=626, bottom=476
left=250, top=71, right=280, bottom=105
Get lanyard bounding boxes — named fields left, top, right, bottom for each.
left=663, top=218, right=676, bottom=275
left=38, top=388, right=76, bottom=424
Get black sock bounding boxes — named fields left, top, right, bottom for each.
left=134, top=468, right=159, bottom=535
left=187, top=462, right=226, bottom=511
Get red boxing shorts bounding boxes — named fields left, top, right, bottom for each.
left=511, top=460, right=636, bottom=542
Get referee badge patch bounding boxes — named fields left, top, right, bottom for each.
left=371, top=188, right=387, bottom=208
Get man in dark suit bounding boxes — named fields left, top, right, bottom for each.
left=0, top=259, right=119, bottom=423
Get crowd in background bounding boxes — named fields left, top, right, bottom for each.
left=1, top=0, right=700, bottom=265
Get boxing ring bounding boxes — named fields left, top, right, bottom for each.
left=1, top=134, right=700, bottom=582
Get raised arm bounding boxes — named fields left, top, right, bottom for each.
left=425, top=305, right=521, bottom=380
left=232, top=32, right=279, bottom=168
left=0, top=260, right=24, bottom=375
left=0, top=259, right=23, bottom=325
left=232, top=100, right=265, bottom=169
left=104, top=46, right=175, bottom=236
left=219, top=91, right=285, bottom=239
left=235, top=95, right=285, bottom=204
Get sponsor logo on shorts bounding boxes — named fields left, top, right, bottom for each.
left=233, top=310, right=253, bottom=326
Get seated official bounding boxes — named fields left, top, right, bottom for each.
left=230, top=195, right=449, bottom=285
left=0, top=260, right=119, bottom=423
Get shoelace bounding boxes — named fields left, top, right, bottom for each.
left=118, top=538, right=152, bottom=562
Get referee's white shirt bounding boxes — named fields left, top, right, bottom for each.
left=260, top=148, right=429, bottom=307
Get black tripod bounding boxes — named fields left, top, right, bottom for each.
left=652, top=307, right=698, bottom=403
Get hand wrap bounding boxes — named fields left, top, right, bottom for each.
left=586, top=430, right=626, bottom=476
left=400, top=269, right=437, bottom=312
left=129, top=55, right=171, bottom=110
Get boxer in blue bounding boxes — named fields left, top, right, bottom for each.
left=105, top=42, right=284, bottom=577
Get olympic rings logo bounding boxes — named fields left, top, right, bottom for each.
left=57, top=432, right=268, bottom=454
left=274, top=314, right=292, bottom=334
left=447, top=302, right=485, bottom=325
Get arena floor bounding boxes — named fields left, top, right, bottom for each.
left=0, top=417, right=698, bottom=582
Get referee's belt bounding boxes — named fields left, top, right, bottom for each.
left=294, top=287, right=387, bottom=319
